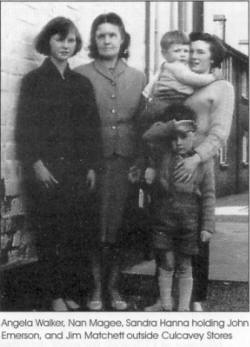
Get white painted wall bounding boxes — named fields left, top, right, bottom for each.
left=204, top=1, right=248, bottom=55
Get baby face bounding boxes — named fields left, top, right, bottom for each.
left=162, top=44, right=190, bottom=64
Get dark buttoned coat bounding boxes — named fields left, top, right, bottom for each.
left=15, top=58, right=102, bottom=254
left=16, top=58, right=101, bottom=168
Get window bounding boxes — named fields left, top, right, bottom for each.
left=219, top=143, right=228, bottom=167
left=222, top=57, right=233, bottom=82
left=241, top=70, right=249, bottom=100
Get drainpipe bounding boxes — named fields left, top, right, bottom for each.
left=178, top=1, right=187, bottom=32
left=170, top=1, right=178, bottom=29
left=213, top=14, right=226, bottom=41
left=145, top=1, right=151, bottom=83
left=192, top=1, right=204, bottom=32
left=234, top=62, right=241, bottom=194
left=154, top=1, right=159, bottom=73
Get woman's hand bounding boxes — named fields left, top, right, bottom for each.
left=33, top=160, right=59, bottom=189
left=86, top=169, right=96, bottom=190
left=145, top=167, right=156, bottom=185
left=200, top=230, right=212, bottom=242
left=128, top=166, right=141, bottom=183
left=174, top=153, right=201, bottom=183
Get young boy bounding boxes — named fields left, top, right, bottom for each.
left=142, top=30, right=220, bottom=122
left=143, top=103, right=215, bottom=311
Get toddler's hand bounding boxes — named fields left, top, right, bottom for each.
left=128, top=166, right=141, bottom=183
left=212, top=68, right=223, bottom=80
left=200, top=230, right=212, bottom=242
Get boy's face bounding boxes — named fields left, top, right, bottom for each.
left=171, top=130, right=195, bottom=155
left=162, top=44, right=190, bottom=64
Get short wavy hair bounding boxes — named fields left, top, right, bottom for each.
left=160, top=30, right=190, bottom=51
left=88, top=12, right=130, bottom=59
left=35, top=16, right=82, bottom=56
left=189, top=32, right=226, bottom=68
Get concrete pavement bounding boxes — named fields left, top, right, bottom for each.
left=210, top=192, right=248, bottom=282
left=124, top=191, right=249, bottom=282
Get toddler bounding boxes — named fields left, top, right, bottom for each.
left=143, top=103, right=215, bottom=311
left=142, top=30, right=220, bottom=122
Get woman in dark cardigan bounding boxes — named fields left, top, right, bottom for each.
left=15, top=17, right=102, bottom=311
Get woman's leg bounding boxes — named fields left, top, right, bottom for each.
left=93, top=156, right=130, bottom=310
left=87, top=245, right=103, bottom=311
left=104, top=244, right=127, bottom=310
left=176, top=253, right=193, bottom=311
left=31, top=165, right=80, bottom=311
left=87, top=243, right=127, bottom=311
left=192, top=242, right=209, bottom=309
left=27, top=182, right=57, bottom=308
left=36, top=222, right=68, bottom=311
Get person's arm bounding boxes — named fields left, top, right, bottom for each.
left=142, top=69, right=161, bottom=98
left=32, top=160, right=59, bottom=189
left=173, top=152, right=201, bottom=183
left=174, top=81, right=235, bottom=182
left=15, top=73, right=42, bottom=165
left=78, top=77, right=102, bottom=187
left=165, top=61, right=217, bottom=87
left=142, top=120, right=175, bottom=142
left=15, top=73, right=59, bottom=188
left=195, top=81, right=235, bottom=162
left=128, top=74, right=149, bottom=183
left=199, top=160, right=216, bottom=241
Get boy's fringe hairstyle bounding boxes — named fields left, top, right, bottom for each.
left=160, top=30, right=189, bottom=51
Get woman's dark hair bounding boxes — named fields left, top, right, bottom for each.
left=189, top=32, right=226, bottom=68
left=35, top=16, right=82, bottom=56
left=160, top=103, right=197, bottom=123
left=88, top=12, right=130, bottom=59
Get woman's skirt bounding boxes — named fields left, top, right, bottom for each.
left=99, top=154, right=132, bottom=244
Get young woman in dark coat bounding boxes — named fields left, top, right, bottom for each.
left=15, top=17, right=102, bottom=311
